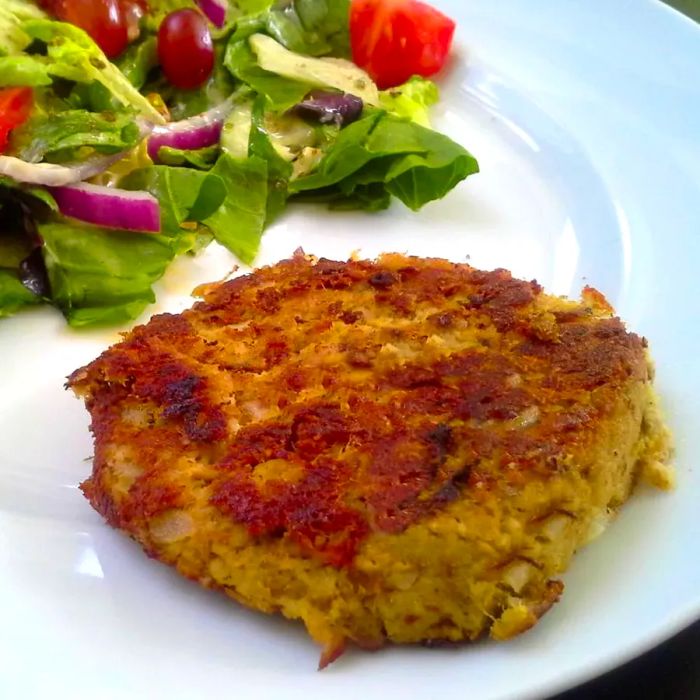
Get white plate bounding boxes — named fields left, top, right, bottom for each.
left=2, top=1, right=699, bottom=698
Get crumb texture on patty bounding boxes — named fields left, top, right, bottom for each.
left=68, top=253, right=672, bottom=666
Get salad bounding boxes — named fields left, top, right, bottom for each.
left=0, top=0, right=479, bottom=327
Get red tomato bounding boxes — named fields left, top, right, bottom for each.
left=39, top=0, right=129, bottom=58
left=350, top=0, right=456, bottom=89
left=0, top=88, right=33, bottom=154
left=158, top=9, right=214, bottom=90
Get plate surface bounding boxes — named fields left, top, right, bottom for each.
left=2, top=2, right=699, bottom=699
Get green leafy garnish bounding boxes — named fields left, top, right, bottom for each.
left=116, top=37, right=159, bottom=90
left=156, top=145, right=220, bottom=170
left=40, top=221, right=181, bottom=327
left=380, top=76, right=440, bottom=128
left=0, top=0, right=47, bottom=57
left=203, top=153, right=270, bottom=264
left=0, top=269, right=42, bottom=318
left=121, top=166, right=227, bottom=234
left=22, top=20, right=165, bottom=123
left=290, top=110, right=479, bottom=211
left=0, top=55, right=52, bottom=87
left=224, top=38, right=311, bottom=111
left=231, top=0, right=350, bottom=57
left=13, top=110, right=142, bottom=163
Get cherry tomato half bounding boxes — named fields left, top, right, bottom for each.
left=350, top=0, right=456, bottom=89
left=39, top=0, right=129, bottom=58
left=158, top=9, right=214, bottom=90
left=0, top=88, right=33, bottom=154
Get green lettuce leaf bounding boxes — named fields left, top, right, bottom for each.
left=0, top=175, right=57, bottom=211
left=289, top=110, right=479, bottom=211
left=12, top=110, right=142, bottom=163
left=295, top=0, right=350, bottom=56
left=231, top=0, right=276, bottom=16
left=249, top=96, right=292, bottom=221
left=365, top=121, right=480, bottom=210
left=231, top=0, right=350, bottom=57
left=380, top=76, right=440, bottom=128
left=292, top=181, right=391, bottom=211
left=221, top=101, right=253, bottom=158
left=141, top=0, right=200, bottom=30
left=39, top=221, right=181, bottom=327
left=248, top=33, right=378, bottom=105
left=0, top=0, right=46, bottom=57
left=156, top=145, right=220, bottom=170
left=115, top=36, right=159, bottom=90
left=224, top=38, right=310, bottom=111
left=289, top=110, right=381, bottom=189
left=22, top=20, right=165, bottom=124
left=121, top=166, right=227, bottom=234
left=203, top=153, right=270, bottom=264
left=0, top=180, right=52, bottom=318
left=0, top=55, right=52, bottom=87
left=0, top=269, right=41, bottom=318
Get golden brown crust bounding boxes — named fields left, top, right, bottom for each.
left=70, top=254, right=648, bottom=563
left=69, top=252, right=668, bottom=662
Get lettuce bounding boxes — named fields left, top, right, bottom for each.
left=11, top=110, right=142, bottom=163
left=22, top=20, right=165, bottom=124
left=0, top=0, right=46, bottom=57
left=40, top=221, right=181, bottom=327
left=36, top=167, right=221, bottom=327
left=0, top=269, right=41, bottom=317
left=115, top=37, right=159, bottom=90
left=203, top=153, right=270, bottom=264
left=0, top=179, right=53, bottom=318
left=121, top=166, right=227, bottom=234
left=221, top=101, right=254, bottom=158
left=248, top=33, right=379, bottom=105
left=231, top=0, right=276, bottom=15
left=0, top=55, right=52, bottom=87
left=156, top=146, right=220, bottom=170
left=231, top=0, right=350, bottom=57
left=248, top=96, right=292, bottom=221
left=140, top=0, right=203, bottom=31
left=124, top=154, right=271, bottom=266
left=224, top=38, right=311, bottom=111
left=289, top=110, right=479, bottom=211
left=380, top=76, right=440, bottom=128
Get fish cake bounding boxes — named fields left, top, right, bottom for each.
left=68, top=252, right=672, bottom=667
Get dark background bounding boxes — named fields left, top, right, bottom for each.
left=551, top=621, right=700, bottom=699
left=667, top=0, right=700, bottom=19
left=552, top=1, right=700, bottom=698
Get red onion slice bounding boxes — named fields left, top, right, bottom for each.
left=147, top=98, right=234, bottom=161
left=49, top=183, right=161, bottom=233
left=195, top=0, right=227, bottom=28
